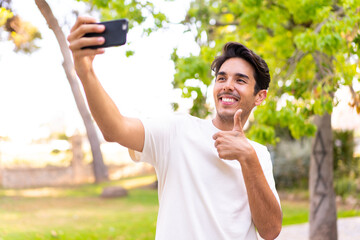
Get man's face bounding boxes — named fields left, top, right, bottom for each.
left=213, top=57, right=266, bottom=123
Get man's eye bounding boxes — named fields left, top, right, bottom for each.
left=217, top=77, right=225, bottom=81
left=237, top=79, right=246, bottom=83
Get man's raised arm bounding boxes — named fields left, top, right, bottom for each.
left=67, top=16, right=144, bottom=152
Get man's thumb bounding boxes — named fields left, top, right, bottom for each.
left=233, top=109, right=243, bottom=132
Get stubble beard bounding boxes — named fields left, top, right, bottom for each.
left=216, top=107, right=251, bottom=127
left=216, top=111, right=235, bottom=125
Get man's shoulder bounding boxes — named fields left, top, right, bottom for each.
left=142, top=113, right=186, bottom=123
left=141, top=113, right=199, bottom=130
left=172, top=113, right=208, bottom=128
left=164, top=113, right=203, bottom=124
left=142, top=113, right=212, bottom=136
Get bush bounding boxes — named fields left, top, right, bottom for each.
left=332, top=130, right=360, bottom=197
left=271, top=138, right=311, bottom=189
left=333, top=130, right=359, bottom=177
left=271, top=129, right=360, bottom=194
left=334, top=177, right=358, bottom=199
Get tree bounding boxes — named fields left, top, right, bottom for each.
left=35, top=0, right=109, bottom=183
left=2, top=0, right=167, bottom=183
left=1, top=0, right=109, bottom=182
left=76, top=0, right=168, bottom=41
left=171, top=1, right=360, bottom=239
left=35, top=0, right=166, bottom=182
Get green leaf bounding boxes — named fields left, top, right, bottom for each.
left=125, top=50, right=134, bottom=57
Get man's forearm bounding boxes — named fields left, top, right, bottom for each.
left=79, top=70, right=124, bottom=140
left=239, top=152, right=282, bottom=240
left=78, top=70, right=144, bottom=151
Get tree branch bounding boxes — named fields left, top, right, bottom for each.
left=274, top=50, right=308, bottom=82
left=214, top=21, right=239, bottom=26
left=348, top=85, right=360, bottom=111
left=34, top=0, right=108, bottom=182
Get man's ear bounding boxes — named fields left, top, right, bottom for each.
left=255, top=90, right=267, bottom=106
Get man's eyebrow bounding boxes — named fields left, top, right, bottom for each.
left=235, top=73, right=250, bottom=79
left=216, top=71, right=250, bottom=80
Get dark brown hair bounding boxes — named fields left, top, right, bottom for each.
left=211, top=42, right=271, bottom=94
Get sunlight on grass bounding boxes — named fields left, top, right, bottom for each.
left=1, top=188, right=62, bottom=197
left=120, top=175, right=157, bottom=189
left=0, top=174, right=157, bottom=198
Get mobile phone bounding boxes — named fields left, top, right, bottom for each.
left=82, top=19, right=128, bottom=49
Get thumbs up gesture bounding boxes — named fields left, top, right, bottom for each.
left=212, top=109, right=255, bottom=161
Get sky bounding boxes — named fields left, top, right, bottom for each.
left=0, top=0, right=200, bottom=144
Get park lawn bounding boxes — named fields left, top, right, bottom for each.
left=282, top=199, right=360, bottom=225
left=0, top=175, right=359, bottom=239
left=0, top=175, right=158, bottom=240
left=0, top=191, right=157, bottom=240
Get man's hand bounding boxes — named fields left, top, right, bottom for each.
left=212, top=109, right=255, bottom=161
left=67, top=16, right=106, bottom=79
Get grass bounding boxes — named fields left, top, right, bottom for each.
left=0, top=176, right=359, bottom=239
left=0, top=191, right=158, bottom=240
left=281, top=197, right=360, bottom=226
left=0, top=175, right=158, bottom=240
left=281, top=200, right=310, bottom=225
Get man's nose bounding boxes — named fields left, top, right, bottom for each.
left=223, top=79, right=234, bottom=91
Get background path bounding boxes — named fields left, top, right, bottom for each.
left=274, top=217, right=360, bottom=240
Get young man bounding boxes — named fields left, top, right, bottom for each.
left=67, top=16, right=282, bottom=240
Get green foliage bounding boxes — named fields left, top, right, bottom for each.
left=334, top=176, right=358, bottom=199
left=332, top=129, right=360, bottom=198
left=0, top=7, right=41, bottom=53
left=171, top=47, right=214, bottom=118
left=126, top=50, right=135, bottom=57
left=75, top=0, right=170, bottom=60
left=271, top=138, right=312, bottom=189
left=171, top=0, right=360, bottom=144
left=247, top=99, right=316, bottom=145
left=247, top=123, right=278, bottom=145
left=332, top=130, right=360, bottom=198
left=272, top=129, right=360, bottom=194
left=77, top=0, right=168, bottom=35
left=333, top=130, right=355, bottom=172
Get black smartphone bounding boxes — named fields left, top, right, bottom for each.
left=82, top=19, right=128, bottom=49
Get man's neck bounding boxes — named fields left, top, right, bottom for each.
left=212, top=117, right=234, bottom=131
left=212, top=114, right=247, bottom=131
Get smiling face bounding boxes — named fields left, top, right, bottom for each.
left=213, top=57, right=267, bottom=130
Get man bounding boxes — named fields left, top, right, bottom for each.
left=67, top=16, right=282, bottom=240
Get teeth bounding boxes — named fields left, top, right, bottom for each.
left=222, top=98, right=235, bottom=103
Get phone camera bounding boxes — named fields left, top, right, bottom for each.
left=122, top=23, right=127, bottom=31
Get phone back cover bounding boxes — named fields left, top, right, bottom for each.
left=83, top=19, right=128, bottom=49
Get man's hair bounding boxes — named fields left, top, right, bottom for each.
left=211, top=42, right=271, bottom=94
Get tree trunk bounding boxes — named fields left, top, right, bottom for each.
left=35, top=0, right=108, bottom=183
left=309, top=113, right=337, bottom=239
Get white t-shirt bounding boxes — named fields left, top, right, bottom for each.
left=133, top=114, right=280, bottom=240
